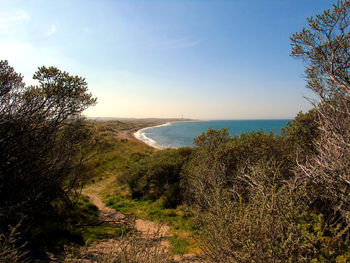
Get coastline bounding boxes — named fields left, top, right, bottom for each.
left=133, top=122, right=171, bottom=149
left=123, top=119, right=289, bottom=150
left=117, top=127, right=144, bottom=143
left=117, top=119, right=200, bottom=150
left=116, top=122, right=170, bottom=149
left=132, top=120, right=203, bottom=149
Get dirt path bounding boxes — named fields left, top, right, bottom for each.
left=83, top=176, right=170, bottom=237
left=80, top=176, right=171, bottom=258
left=81, top=176, right=203, bottom=263
left=83, top=177, right=126, bottom=225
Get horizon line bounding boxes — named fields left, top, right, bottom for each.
left=86, top=116, right=294, bottom=121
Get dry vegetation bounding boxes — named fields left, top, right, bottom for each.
left=1, top=1, right=350, bottom=262
left=64, top=229, right=171, bottom=263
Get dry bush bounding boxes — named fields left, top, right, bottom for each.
left=187, top=146, right=350, bottom=262
left=291, top=0, right=350, bottom=221
left=183, top=1, right=350, bottom=262
left=0, top=221, right=29, bottom=263
left=188, top=161, right=317, bottom=263
left=296, top=96, right=350, bottom=222
left=64, top=229, right=171, bottom=263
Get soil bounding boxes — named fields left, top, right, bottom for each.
left=80, top=176, right=203, bottom=262
left=82, top=176, right=170, bottom=237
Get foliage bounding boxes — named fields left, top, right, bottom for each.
left=186, top=128, right=298, bottom=206
left=291, top=0, right=350, bottom=220
left=0, top=221, right=29, bottom=263
left=290, top=0, right=350, bottom=97
left=28, top=194, right=126, bottom=251
left=184, top=2, right=350, bottom=260
left=191, top=164, right=307, bottom=262
left=123, top=147, right=193, bottom=208
left=0, top=60, right=99, bottom=250
left=282, top=109, right=319, bottom=158
left=188, top=129, right=350, bottom=262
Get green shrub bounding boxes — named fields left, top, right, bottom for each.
left=185, top=128, right=297, bottom=205
left=282, top=109, right=319, bottom=160
left=187, top=123, right=349, bottom=262
left=123, top=147, right=193, bottom=208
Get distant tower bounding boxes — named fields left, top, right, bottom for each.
left=181, top=114, right=184, bottom=119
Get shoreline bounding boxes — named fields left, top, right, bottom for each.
left=133, top=120, right=203, bottom=149
left=118, top=118, right=288, bottom=150
left=117, top=119, right=200, bottom=150
left=116, top=122, right=170, bottom=149
left=133, top=122, right=171, bottom=149
left=117, top=127, right=144, bottom=143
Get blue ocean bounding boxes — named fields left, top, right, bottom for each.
left=134, top=120, right=291, bottom=149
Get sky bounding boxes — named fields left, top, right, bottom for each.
left=0, top=0, right=337, bottom=119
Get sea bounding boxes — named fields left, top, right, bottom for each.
left=134, top=119, right=291, bottom=149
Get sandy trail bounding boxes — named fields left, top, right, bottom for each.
left=83, top=177, right=127, bottom=226
left=81, top=175, right=203, bottom=263
left=80, top=176, right=171, bottom=259
left=83, top=176, right=170, bottom=237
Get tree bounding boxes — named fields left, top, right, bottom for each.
left=291, top=0, right=350, bottom=220
left=0, top=60, right=98, bottom=239
left=282, top=110, right=319, bottom=160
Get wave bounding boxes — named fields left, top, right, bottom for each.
left=134, top=122, right=172, bottom=149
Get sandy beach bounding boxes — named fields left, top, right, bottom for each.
left=117, top=123, right=167, bottom=149
left=117, top=121, right=194, bottom=149
left=117, top=128, right=142, bottom=143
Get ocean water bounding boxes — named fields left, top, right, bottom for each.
left=134, top=120, right=291, bottom=149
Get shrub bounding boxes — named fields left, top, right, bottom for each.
left=0, top=221, right=29, bottom=263
left=187, top=125, right=350, bottom=262
left=0, top=61, right=99, bottom=249
left=282, top=109, right=319, bottom=157
left=185, top=128, right=296, bottom=205
left=123, top=147, right=193, bottom=208
left=291, top=0, right=350, bottom=221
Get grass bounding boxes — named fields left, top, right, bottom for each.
left=170, top=234, right=190, bottom=255
left=105, top=194, right=194, bottom=231
left=82, top=225, right=126, bottom=245
left=74, top=195, right=127, bottom=245
left=89, top=122, right=157, bottom=180
left=62, top=195, right=126, bottom=244
left=84, top=120, right=200, bottom=255
left=104, top=190, right=199, bottom=255
left=30, top=194, right=126, bottom=251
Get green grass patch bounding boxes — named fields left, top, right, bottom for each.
left=90, top=136, right=155, bottom=180
left=104, top=192, right=199, bottom=254
left=105, top=194, right=195, bottom=232
left=82, top=225, right=126, bottom=244
left=170, top=234, right=190, bottom=255
left=75, top=194, right=127, bottom=244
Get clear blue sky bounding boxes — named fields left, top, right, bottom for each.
left=0, top=0, right=336, bottom=119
